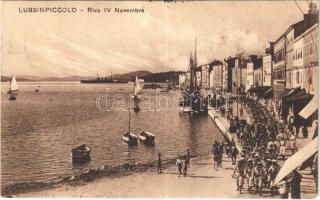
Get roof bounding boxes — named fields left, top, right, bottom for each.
left=294, top=23, right=319, bottom=41
left=273, top=13, right=318, bottom=44
left=207, top=60, right=223, bottom=67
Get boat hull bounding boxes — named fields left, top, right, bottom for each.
left=138, top=131, right=155, bottom=146
left=134, top=106, right=140, bottom=112
left=72, top=154, right=91, bottom=164
left=71, top=145, right=91, bottom=164
left=8, top=95, right=16, bottom=101
left=123, top=132, right=138, bottom=146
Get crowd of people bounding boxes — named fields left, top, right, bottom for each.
left=157, top=93, right=317, bottom=198
left=221, top=96, right=316, bottom=197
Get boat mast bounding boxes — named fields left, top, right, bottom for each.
left=128, top=98, right=131, bottom=132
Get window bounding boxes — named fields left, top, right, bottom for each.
left=296, top=71, right=300, bottom=84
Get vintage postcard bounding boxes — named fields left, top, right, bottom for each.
left=1, top=0, right=319, bottom=198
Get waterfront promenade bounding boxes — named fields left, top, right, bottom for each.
left=17, top=155, right=241, bottom=198
left=16, top=154, right=316, bottom=198
left=14, top=101, right=317, bottom=198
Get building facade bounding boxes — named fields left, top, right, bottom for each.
left=272, top=35, right=286, bottom=101
left=263, top=55, right=273, bottom=87
left=222, top=62, right=228, bottom=93
left=246, top=62, right=254, bottom=91
left=200, top=64, right=210, bottom=89
left=292, top=35, right=304, bottom=89
left=224, top=57, right=237, bottom=93
left=254, top=67, right=263, bottom=86
left=285, top=27, right=295, bottom=89
left=303, top=23, right=318, bottom=95
left=209, top=60, right=223, bottom=91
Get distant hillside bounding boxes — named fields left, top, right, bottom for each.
left=108, top=70, right=180, bottom=83
left=1, top=76, right=35, bottom=82
left=41, top=76, right=94, bottom=81
left=143, top=71, right=182, bottom=83
left=108, top=70, right=152, bottom=82
left=1, top=70, right=181, bottom=83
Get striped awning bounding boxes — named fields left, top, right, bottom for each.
left=299, top=94, right=318, bottom=119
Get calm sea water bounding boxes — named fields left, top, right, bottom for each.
left=1, top=82, right=223, bottom=187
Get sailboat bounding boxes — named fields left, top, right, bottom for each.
left=122, top=100, right=138, bottom=146
left=132, top=76, right=141, bottom=112
left=132, top=76, right=141, bottom=100
left=7, top=74, right=19, bottom=100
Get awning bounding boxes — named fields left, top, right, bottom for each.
left=275, top=88, right=291, bottom=100
left=283, top=87, right=310, bottom=102
left=282, top=87, right=300, bottom=99
left=251, top=86, right=272, bottom=98
left=300, top=153, right=317, bottom=170
left=265, top=87, right=273, bottom=95
left=247, top=86, right=255, bottom=93
left=273, top=137, right=318, bottom=186
left=299, top=94, right=318, bottom=119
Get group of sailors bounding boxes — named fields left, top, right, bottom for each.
left=218, top=96, right=315, bottom=197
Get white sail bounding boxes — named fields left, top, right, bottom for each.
left=133, top=76, right=141, bottom=95
left=9, top=74, right=19, bottom=93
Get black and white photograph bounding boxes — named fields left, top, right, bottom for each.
left=1, top=0, right=319, bottom=198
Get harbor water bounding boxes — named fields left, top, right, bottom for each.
left=1, top=82, right=223, bottom=188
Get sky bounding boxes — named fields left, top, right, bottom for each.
left=2, top=1, right=312, bottom=77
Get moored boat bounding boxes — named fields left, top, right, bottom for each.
left=71, top=144, right=91, bottom=164
left=134, top=105, right=140, bottom=112
left=138, top=130, right=155, bottom=146
left=122, top=132, right=138, bottom=146
left=122, top=100, right=138, bottom=146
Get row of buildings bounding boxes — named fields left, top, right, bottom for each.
left=179, top=3, right=318, bottom=127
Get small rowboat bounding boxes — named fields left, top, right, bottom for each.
left=71, top=144, right=91, bottom=164
left=138, top=131, right=155, bottom=146
left=123, top=132, right=138, bottom=146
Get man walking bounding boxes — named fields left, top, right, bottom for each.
left=230, top=143, right=238, bottom=165
left=176, top=155, right=183, bottom=177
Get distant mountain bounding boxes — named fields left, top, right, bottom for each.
left=41, top=76, right=95, bottom=82
left=105, top=70, right=180, bottom=83
left=16, top=75, right=44, bottom=81
left=108, top=70, right=152, bottom=82
left=1, top=70, right=181, bottom=83
left=143, top=71, right=182, bottom=83
left=1, top=75, right=35, bottom=82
